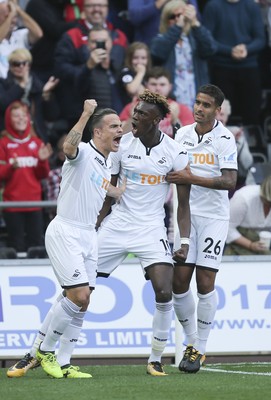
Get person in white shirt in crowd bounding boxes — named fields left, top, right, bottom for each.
left=217, top=98, right=253, bottom=197
left=0, top=0, right=42, bottom=78
left=224, top=175, right=271, bottom=255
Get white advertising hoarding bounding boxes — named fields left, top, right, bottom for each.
left=0, top=256, right=271, bottom=358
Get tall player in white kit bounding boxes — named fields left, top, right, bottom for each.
left=7, top=100, right=125, bottom=379
left=166, top=84, right=238, bottom=373
left=96, top=90, right=191, bottom=376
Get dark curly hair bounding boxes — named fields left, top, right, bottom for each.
left=198, top=84, right=225, bottom=107
left=138, top=89, right=170, bottom=119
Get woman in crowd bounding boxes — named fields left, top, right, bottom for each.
left=0, top=48, right=59, bottom=142
left=119, top=41, right=152, bottom=105
left=0, top=101, right=52, bottom=252
left=150, top=0, right=216, bottom=110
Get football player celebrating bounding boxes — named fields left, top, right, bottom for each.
left=166, top=84, right=237, bottom=373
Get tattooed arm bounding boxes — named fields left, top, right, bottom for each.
left=166, top=164, right=237, bottom=191
left=63, top=99, right=97, bottom=158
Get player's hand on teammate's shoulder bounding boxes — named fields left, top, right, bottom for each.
left=166, top=163, right=192, bottom=184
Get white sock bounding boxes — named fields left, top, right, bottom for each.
left=30, top=292, right=64, bottom=357
left=57, top=311, right=85, bottom=367
left=195, top=289, right=218, bottom=354
left=40, top=297, right=81, bottom=352
left=148, top=301, right=173, bottom=363
left=173, top=288, right=196, bottom=348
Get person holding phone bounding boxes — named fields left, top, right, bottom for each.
left=75, top=24, right=124, bottom=120
left=96, top=40, right=106, bottom=49
left=53, top=0, right=128, bottom=127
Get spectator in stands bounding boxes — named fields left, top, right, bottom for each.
left=258, top=0, right=271, bottom=91
left=75, top=25, right=124, bottom=119
left=119, top=41, right=152, bottom=105
left=43, top=134, right=67, bottom=223
left=108, top=1, right=134, bottom=43
left=54, top=0, right=128, bottom=126
left=0, top=48, right=60, bottom=142
left=25, top=0, right=80, bottom=83
left=216, top=98, right=232, bottom=127
left=262, top=1, right=271, bottom=50
left=120, top=66, right=194, bottom=136
left=217, top=99, right=253, bottom=196
left=0, top=101, right=52, bottom=252
left=128, top=0, right=170, bottom=46
left=128, top=0, right=200, bottom=46
left=150, top=0, right=216, bottom=111
left=64, top=0, right=83, bottom=21
left=0, top=0, right=42, bottom=79
left=224, top=175, right=271, bottom=255
left=202, top=0, right=266, bottom=126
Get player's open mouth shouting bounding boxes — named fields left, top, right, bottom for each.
left=131, top=121, right=138, bottom=136
left=112, top=134, right=122, bottom=151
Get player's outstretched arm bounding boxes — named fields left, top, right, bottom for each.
left=166, top=167, right=237, bottom=191
left=63, top=99, right=97, bottom=159
left=173, top=183, right=191, bottom=263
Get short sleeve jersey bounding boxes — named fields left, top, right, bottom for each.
left=110, top=131, right=188, bottom=225
left=175, top=120, right=238, bottom=220
left=57, top=141, right=112, bottom=227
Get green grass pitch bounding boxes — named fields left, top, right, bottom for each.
left=1, top=362, right=271, bottom=400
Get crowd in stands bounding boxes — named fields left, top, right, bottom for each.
left=0, top=0, right=271, bottom=257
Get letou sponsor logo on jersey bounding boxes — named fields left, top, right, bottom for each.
left=189, top=153, right=215, bottom=165
left=123, top=168, right=166, bottom=185
left=90, top=170, right=110, bottom=190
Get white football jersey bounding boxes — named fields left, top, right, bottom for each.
left=110, top=131, right=188, bottom=225
left=57, top=141, right=112, bottom=227
left=175, top=120, right=238, bottom=220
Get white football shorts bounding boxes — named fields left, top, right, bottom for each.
left=45, top=217, right=98, bottom=288
left=97, top=213, right=173, bottom=280
left=174, top=215, right=229, bottom=271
